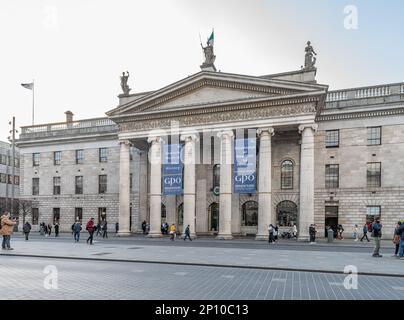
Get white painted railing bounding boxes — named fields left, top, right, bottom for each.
left=326, top=91, right=348, bottom=102
left=355, top=86, right=390, bottom=99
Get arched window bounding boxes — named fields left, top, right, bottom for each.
left=161, top=204, right=166, bottom=224
left=276, top=201, right=298, bottom=227
left=213, top=164, right=220, bottom=188
left=241, top=201, right=258, bottom=226
left=208, top=202, right=219, bottom=232
left=281, top=160, right=293, bottom=189
left=177, top=203, right=184, bottom=226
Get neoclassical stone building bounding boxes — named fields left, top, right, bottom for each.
left=16, top=52, right=404, bottom=239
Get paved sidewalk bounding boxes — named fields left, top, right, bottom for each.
left=1, top=236, right=403, bottom=277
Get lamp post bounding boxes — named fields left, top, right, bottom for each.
left=7, top=117, right=18, bottom=219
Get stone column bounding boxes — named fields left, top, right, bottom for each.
left=298, top=124, right=318, bottom=241
left=118, top=140, right=131, bottom=236
left=256, top=128, right=275, bottom=240
left=181, top=134, right=198, bottom=238
left=147, top=136, right=163, bottom=238
left=217, top=130, right=234, bottom=240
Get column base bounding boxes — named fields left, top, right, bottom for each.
left=297, top=236, right=310, bottom=242
left=146, top=232, right=163, bottom=238
left=181, top=233, right=197, bottom=240
left=216, top=234, right=233, bottom=240
left=117, top=231, right=132, bottom=237
left=255, top=234, right=269, bottom=241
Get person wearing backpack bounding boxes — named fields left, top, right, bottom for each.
left=86, top=217, right=95, bottom=245
left=360, top=223, right=370, bottom=242
left=372, top=218, right=383, bottom=258
left=73, top=220, right=82, bottom=243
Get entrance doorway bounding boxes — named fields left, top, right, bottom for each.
left=276, top=201, right=298, bottom=227
left=325, top=206, right=339, bottom=237
left=208, top=202, right=219, bottom=232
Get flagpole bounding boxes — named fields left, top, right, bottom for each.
left=32, top=79, right=35, bottom=125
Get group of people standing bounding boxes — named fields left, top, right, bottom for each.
left=141, top=220, right=192, bottom=241
left=71, top=219, right=119, bottom=244
left=39, top=222, right=59, bottom=238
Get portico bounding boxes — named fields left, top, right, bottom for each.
left=108, top=69, right=327, bottom=240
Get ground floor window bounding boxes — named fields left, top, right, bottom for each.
left=98, top=208, right=107, bottom=223
left=366, top=206, right=381, bottom=224
left=75, top=208, right=83, bottom=222
left=208, top=202, right=219, bottom=232
left=32, top=208, right=39, bottom=225
left=276, top=201, right=298, bottom=227
left=53, top=208, right=60, bottom=224
left=241, top=201, right=258, bottom=226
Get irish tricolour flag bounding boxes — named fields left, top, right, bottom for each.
left=208, top=30, right=214, bottom=46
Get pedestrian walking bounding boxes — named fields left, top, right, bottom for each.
left=0, top=212, right=17, bottom=250
left=54, top=222, right=59, bottom=237
left=86, top=218, right=95, bottom=245
left=268, top=224, right=275, bottom=244
left=292, top=224, right=298, bottom=238
left=360, top=223, right=370, bottom=242
left=337, top=224, right=344, bottom=240
left=393, top=221, right=402, bottom=257
left=309, top=224, right=317, bottom=243
left=102, top=221, right=108, bottom=239
left=353, top=224, right=359, bottom=241
left=274, top=226, right=279, bottom=241
left=96, top=222, right=102, bottom=236
left=169, top=224, right=176, bottom=241
left=396, top=221, right=404, bottom=259
left=184, top=225, right=192, bottom=241
left=47, top=223, right=52, bottom=237
left=23, top=221, right=31, bottom=241
left=115, top=222, right=119, bottom=234
left=371, top=218, right=383, bottom=257
left=44, top=224, right=48, bottom=237
left=73, top=220, right=82, bottom=242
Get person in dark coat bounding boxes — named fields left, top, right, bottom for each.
left=268, top=224, right=275, bottom=244
left=360, top=223, right=370, bottom=242
left=73, top=221, right=82, bottom=242
left=96, top=222, right=102, bottom=236
left=47, top=223, right=52, bottom=237
left=395, top=221, right=404, bottom=259
left=23, top=221, right=32, bottom=241
left=115, top=222, right=119, bottom=234
left=142, top=221, right=146, bottom=234
left=102, top=221, right=108, bottom=239
left=372, top=218, right=383, bottom=257
left=184, top=225, right=192, bottom=241
left=309, top=224, right=317, bottom=243
left=54, top=223, right=59, bottom=237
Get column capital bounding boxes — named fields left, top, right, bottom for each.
left=180, top=133, right=199, bottom=143
left=147, top=136, right=163, bottom=145
left=257, top=128, right=275, bottom=137
left=217, top=130, right=234, bottom=139
left=298, top=123, right=318, bottom=134
left=119, top=139, right=132, bottom=147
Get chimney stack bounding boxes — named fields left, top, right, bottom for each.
left=65, top=111, right=74, bottom=123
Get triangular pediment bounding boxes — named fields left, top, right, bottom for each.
left=107, top=71, right=327, bottom=117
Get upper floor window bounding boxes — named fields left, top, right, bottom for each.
left=75, top=176, right=83, bottom=194
left=33, top=153, right=40, bottom=166
left=325, top=164, right=339, bottom=189
left=367, top=162, right=381, bottom=188
left=281, top=160, right=293, bottom=189
left=53, top=177, right=61, bottom=195
left=99, top=148, right=108, bottom=163
left=76, top=150, right=84, bottom=164
left=367, top=127, right=382, bottom=146
left=54, top=151, right=61, bottom=166
left=32, top=178, right=39, bottom=195
left=325, top=130, right=339, bottom=148
left=99, top=175, right=107, bottom=194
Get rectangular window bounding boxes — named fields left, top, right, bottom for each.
left=14, top=176, right=19, bottom=185
left=75, top=208, right=83, bottom=222
left=367, top=162, right=381, bottom=188
left=367, top=127, right=382, bottom=145
left=53, top=177, right=61, bottom=195
left=33, top=153, right=40, bottom=166
left=7, top=175, right=13, bottom=184
left=99, top=175, right=107, bottom=194
left=325, top=164, right=339, bottom=188
left=325, top=130, right=339, bottom=148
left=32, top=208, right=39, bottom=225
left=0, top=173, right=6, bottom=184
left=0, top=154, right=6, bottom=165
left=366, top=206, right=381, bottom=224
left=76, top=150, right=84, bottom=164
left=53, top=208, right=60, bottom=224
left=14, top=158, right=19, bottom=168
left=32, top=178, right=39, bottom=195
left=75, top=176, right=83, bottom=194
left=54, top=151, right=61, bottom=166
left=130, top=173, right=133, bottom=191
left=99, top=148, right=108, bottom=163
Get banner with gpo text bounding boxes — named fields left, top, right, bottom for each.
left=234, top=138, right=257, bottom=194
left=163, top=144, right=184, bottom=195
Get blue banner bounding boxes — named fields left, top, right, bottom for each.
left=234, top=138, right=257, bottom=194
left=163, top=144, right=184, bottom=195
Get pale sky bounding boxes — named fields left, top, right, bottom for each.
left=1, top=0, right=403, bottom=142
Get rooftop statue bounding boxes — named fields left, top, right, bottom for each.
left=304, top=41, right=317, bottom=69
left=120, top=71, right=131, bottom=96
